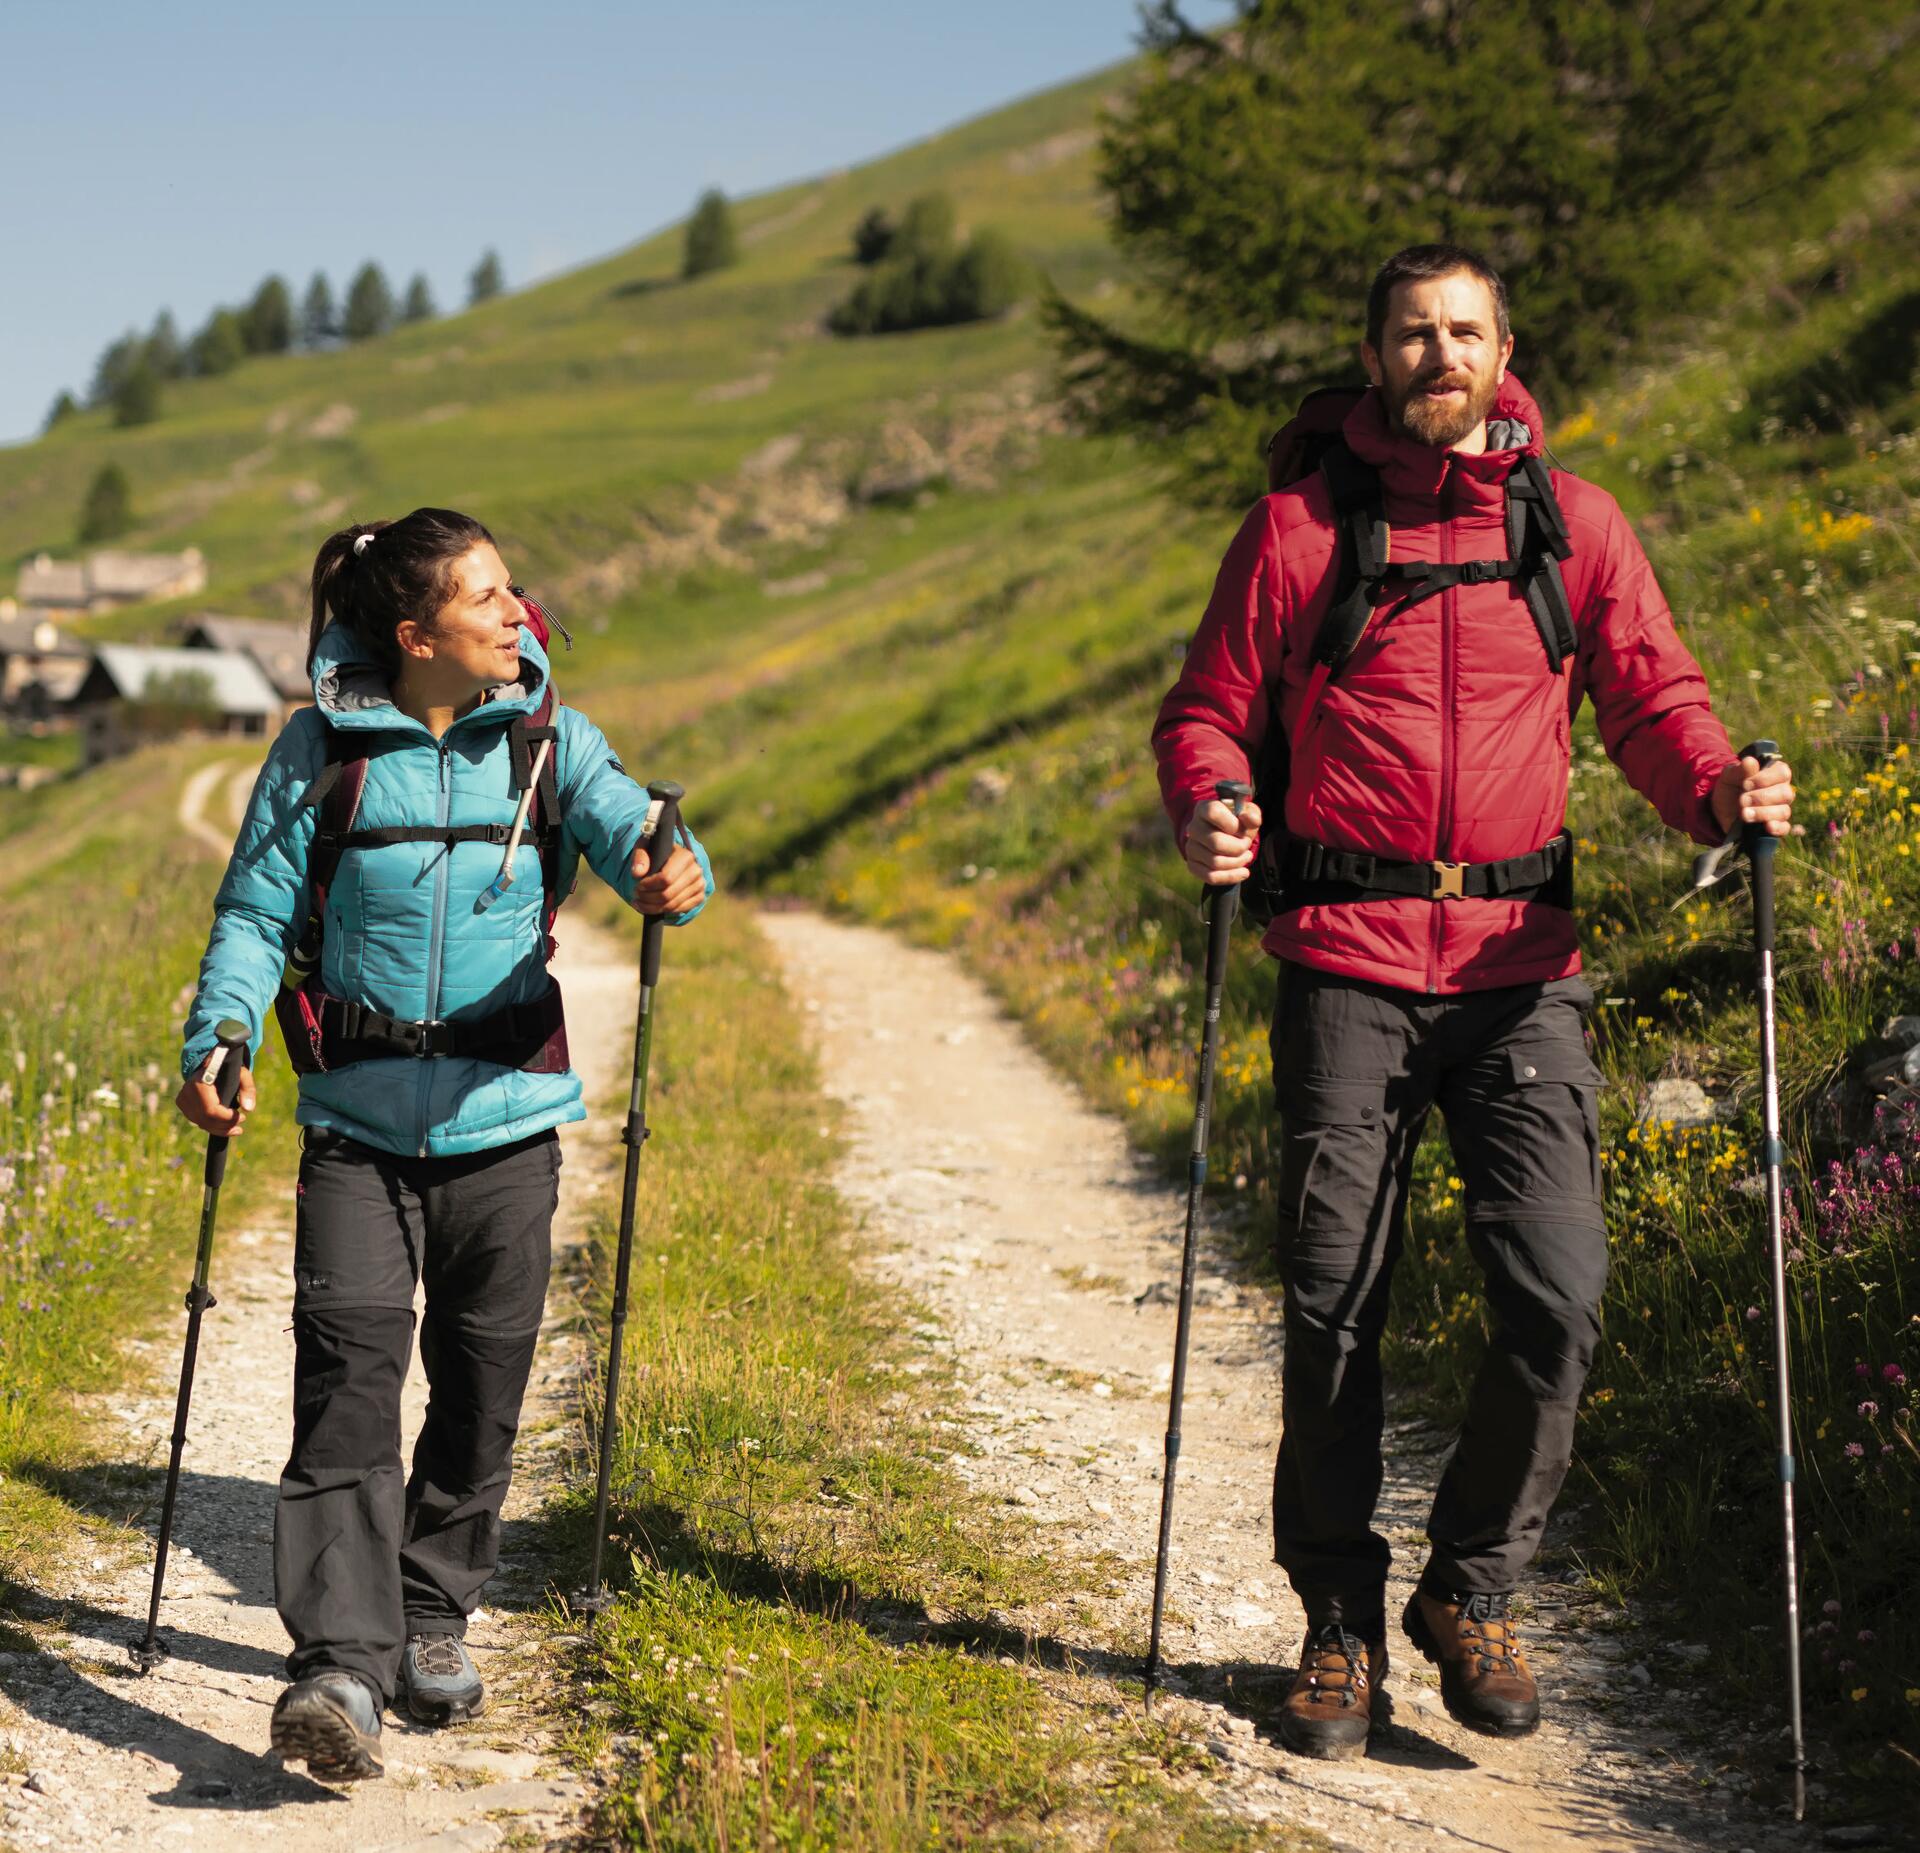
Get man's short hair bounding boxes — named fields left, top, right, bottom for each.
left=1366, top=244, right=1510, bottom=352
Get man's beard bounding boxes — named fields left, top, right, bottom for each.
left=1388, top=367, right=1501, bottom=448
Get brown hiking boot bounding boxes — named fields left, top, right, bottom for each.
left=1278, top=1623, right=1388, bottom=1761
left=1403, top=1589, right=1539, bottom=1736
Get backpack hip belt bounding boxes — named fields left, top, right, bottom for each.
left=306, top=983, right=568, bottom=1071
left=1274, top=829, right=1572, bottom=909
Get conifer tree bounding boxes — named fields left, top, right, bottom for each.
left=145, top=310, right=183, bottom=379
left=401, top=273, right=437, bottom=323
left=78, top=462, right=134, bottom=543
left=343, top=263, right=395, bottom=341
left=88, top=332, right=142, bottom=409
left=244, top=275, right=295, bottom=354
left=189, top=308, right=246, bottom=377
left=112, top=359, right=162, bottom=426
left=468, top=249, right=504, bottom=306
left=43, top=390, right=80, bottom=433
left=682, top=189, right=738, bottom=279
left=301, top=272, right=338, bottom=348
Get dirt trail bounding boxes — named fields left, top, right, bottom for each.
left=0, top=760, right=636, bottom=1850
left=763, top=909, right=1799, bottom=1853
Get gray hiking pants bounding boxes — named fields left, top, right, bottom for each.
left=1268, top=964, right=1607, bottom=1636
left=275, top=1126, right=558, bottom=1705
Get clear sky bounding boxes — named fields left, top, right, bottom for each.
left=0, top=1, right=1234, bottom=446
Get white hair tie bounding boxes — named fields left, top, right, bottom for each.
left=353, top=532, right=375, bottom=556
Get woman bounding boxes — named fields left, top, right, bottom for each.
left=176, top=508, right=710, bottom=1782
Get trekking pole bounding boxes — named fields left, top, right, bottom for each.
left=1144, top=778, right=1250, bottom=1711
left=1740, top=739, right=1809, bottom=1819
left=130, top=1019, right=249, bottom=1673
left=580, top=780, right=684, bottom=1615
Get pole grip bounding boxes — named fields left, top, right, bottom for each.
left=1738, top=740, right=1779, bottom=954
left=1205, top=777, right=1250, bottom=968
left=640, top=781, right=684, bottom=990
left=202, top=1022, right=249, bottom=1190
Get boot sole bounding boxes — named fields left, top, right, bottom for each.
left=1401, top=1598, right=1540, bottom=1738
left=270, top=1691, right=384, bottom=1782
left=404, top=1685, right=489, bottom=1727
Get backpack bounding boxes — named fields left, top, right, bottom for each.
left=273, top=592, right=574, bottom=1075
left=1238, top=387, right=1577, bottom=928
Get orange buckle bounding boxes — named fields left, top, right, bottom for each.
left=1430, top=861, right=1467, bottom=900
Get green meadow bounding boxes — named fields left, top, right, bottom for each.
left=3, top=41, right=1918, bottom=1835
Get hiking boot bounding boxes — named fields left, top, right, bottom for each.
left=270, top=1671, right=384, bottom=1781
left=399, top=1631, right=486, bottom=1724
left=1403, top=1588, right=1539, bottom=1736
left=1278, top=1623, right=1388, bottom=1760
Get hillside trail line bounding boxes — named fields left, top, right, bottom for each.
left=763, top=908, right=1800, bottom=1853
left=0, top=761, right=637, bottom=1851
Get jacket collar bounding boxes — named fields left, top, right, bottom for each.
left=1342, top=373, right=1546, bottom=515
left=310, top=621, right=550, bottom=737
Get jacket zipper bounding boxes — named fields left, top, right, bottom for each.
left=418, top=737, right=453, bottom=1155
left=1430, top=461, right=1456, bottom=994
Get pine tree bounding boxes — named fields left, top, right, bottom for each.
left=78, top=462, right=134, bottom=543
left=145, top=310, right=183, bottom=379
left=401, top=273, right=437, bottom=323
left=43, top=390, right=80, bottom=433
left=1051, top=0, right=1919, bottom=500
left=682, top=189, right=738, bottom=279
left=343, top=263, right=395, bottom=341
left=300, top=272, right=337, bottom=348
left=244, top=275, right=294, bottom=354
left=468, top=249, right=505, bottom=306
left=88, top=332, right=141, bottom=409
left=112, top=359, right=163, bottom=427
left=852, top=207, right=895, bottom=266
left=189, top=308, right=246, bottom=377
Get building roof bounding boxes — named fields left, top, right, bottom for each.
left=87, top=548, right=206, bottom=599
left=17, top=556, right=88, bottom=606
left=182, top=615, right=309, bottom=700
left=81, top=644, right=281, bottom=715
left=0, top=616, right=88, bottom=658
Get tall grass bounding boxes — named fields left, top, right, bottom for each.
left=0, top=743, right=294, bottom=1588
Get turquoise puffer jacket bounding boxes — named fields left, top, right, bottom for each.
left=181, top=623, right=712, bottom=1157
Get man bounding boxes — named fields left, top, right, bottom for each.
left=1152, top=244, right=1793, bottom=1759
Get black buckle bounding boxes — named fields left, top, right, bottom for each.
left=393, top=1017, right=448, bottom=1057
left=1458, top=558, right=1513, bottom=585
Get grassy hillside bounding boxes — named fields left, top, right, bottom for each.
left=0, top=68, right=1119, bottom=636
left=4, top=38, right=1918, bottom=1824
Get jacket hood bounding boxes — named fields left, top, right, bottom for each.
left=1343, top=373, right=1547, bottom=507
left=310, top=620, right=551, bottom=734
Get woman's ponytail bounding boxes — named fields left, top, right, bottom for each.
left=307, top=521, right=389, bottom=673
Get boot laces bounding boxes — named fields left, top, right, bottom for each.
left=411, top=1633, right=468, bottom=1679
left=1301, top=1623, right=1370, bottom=1709
left=1456, top=1593, right=1521, bottom=1675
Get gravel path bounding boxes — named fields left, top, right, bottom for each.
left=764, top=908, right=1803, bottom=1853
left=0, top=769, right=635, bottom=1852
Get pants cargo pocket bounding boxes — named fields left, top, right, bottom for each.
left=1273, top=1075, right=1399, bottom=1298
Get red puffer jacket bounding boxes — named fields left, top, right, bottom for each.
left=1153, top=376, right=1733, bottom=995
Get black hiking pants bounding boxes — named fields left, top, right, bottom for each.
left=1268, top=964, right=1607, bottom=1638
left=275, top=1126, right=559, bottom=1706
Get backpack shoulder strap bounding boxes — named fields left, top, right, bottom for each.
left=302, top=732, right=369, bottom=906
left=510, top=688, right=567, bottom=924
left=1312, top=440, right=1389, bottom=674
left=1506, top=456, right=1578, bottom=674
